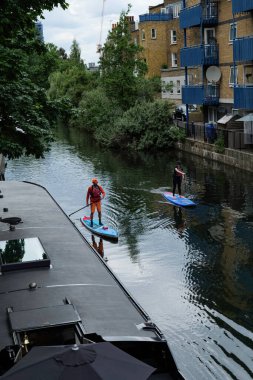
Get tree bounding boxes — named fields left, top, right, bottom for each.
left=27, top=43, right=67, bottom=90
left=0, top=0, right=68, bottom=159
left=99, top=4, right=147, bottom=110
left=69, top=39, right=85, bottom=67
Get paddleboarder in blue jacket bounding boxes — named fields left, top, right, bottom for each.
left=172, top=161, right=185, bottom=198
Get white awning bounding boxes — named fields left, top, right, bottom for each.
left=217, top=114, right=235, bottom=125
left=236, top=113, right=253, bottom=122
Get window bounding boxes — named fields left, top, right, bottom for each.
left=170, top=30, right=177, bottom=44
left=171, top=53, right=178, bottom=67
left=244, top=65, right=253, bottom=85
left=229, top=23, right=237, bottom=42
left=0, top=237, right=50, bottom=272
left=162, top=80, right=166, bottom=93
left=208, top=107, right=217, bottom=123
left=141, top=29, right=145, bottom=40
left=176, top=80, right=181, bottom=94
left=204, top=28, right=215, bottom=45
left=169, top=81, right=173, bottom=94
left=229, top=65, right=238, bottom=85
left=151, top=28, right=156, bottom=39
left=173, top=2, right=182, bottom=18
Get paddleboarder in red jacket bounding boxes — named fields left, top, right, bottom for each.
left=86, top=178, right=105, bottom=227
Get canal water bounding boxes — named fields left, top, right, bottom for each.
left=5, top=126, right=253, bottom=380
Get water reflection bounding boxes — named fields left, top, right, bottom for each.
left=91, top=235, right=104, bottom=258
left=0, top=239, right=25, bottom=263
left=6, top=126, right=253, bottom=380
left=173, top=207, right=186, bottom=236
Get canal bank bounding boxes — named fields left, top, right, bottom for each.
left=176, top=138, right=253, bottom=172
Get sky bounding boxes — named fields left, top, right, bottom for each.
left=41, top=0, right=158, bottom=66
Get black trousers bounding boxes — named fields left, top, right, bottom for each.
left=173, top=176, right=182, bottom=196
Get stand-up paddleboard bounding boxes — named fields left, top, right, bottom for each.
left=163, top=192, right=196, bottom=207
left=81, top=216, right=118, bottom=241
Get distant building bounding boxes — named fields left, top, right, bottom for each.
left=130, top=0, right=253, bottom=129
left=130, top=1, right=186, bottom=106
left=88, top=62, right=99, bottom=72
left=35, top=21, right=44, bottom=42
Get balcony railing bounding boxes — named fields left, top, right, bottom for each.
left=180, top=2, right=218, bottom=29
left=180, top=4, right=201, bottom=28
left=139, top=13, right=173, bottom=22
left=180, top=44, right=219, bottom=67
left=182, top=85, right=220, bottom=105
left=234, top=86, right=253, bottom=109
left=232, top=0, right=253, bottom=13
left=234, top=36, right=253, bottom=62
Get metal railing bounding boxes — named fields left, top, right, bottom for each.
left=175, top=121, right=253, bottom=151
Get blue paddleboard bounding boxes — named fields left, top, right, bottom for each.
left=163, top=192, right=196, bottom=207
left=81, top=216, right=118, bottom=241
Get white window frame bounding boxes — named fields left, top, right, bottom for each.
left=171, top=53, right=178, bottom=67
left=151, top=28, right=157, bottom=39
left=170, top=30, right=177, bottom=44
left=161, top=75, right=184, bottom=100
left=204, top=28, right=215, bottom=45
left=229, top=23, right=237, bottom=42
left=229, top=65, right=238, bottom=86
left=173, top=2, right=182, bottom=18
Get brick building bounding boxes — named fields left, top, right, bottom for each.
left=131, top=0, right=253, bottom=125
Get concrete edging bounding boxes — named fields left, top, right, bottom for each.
left=175, top=139, right=253, bottom=172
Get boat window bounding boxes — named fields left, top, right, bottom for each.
left=0, top=237, right=50, bottom=272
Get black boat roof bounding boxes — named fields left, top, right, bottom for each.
left=0, top=181, right=183, bottom=379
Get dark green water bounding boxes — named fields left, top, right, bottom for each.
left=6, top=127, right=253, bottom=380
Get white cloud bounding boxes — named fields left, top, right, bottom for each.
left=41, top=0, right=158, bottom=65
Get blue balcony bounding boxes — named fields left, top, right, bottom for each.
left=180, top=4, right=202, bottom=28
left=234, top=36, right=253, bottom=62
left=139, top=13, right=173, bottom=22
left=234, top=86, right=253, bottom=109
left=182, top=85, right=219, bottom=105
left=180, top=44, right=219, bottom=67
left=180, top=2, right=218, bottom=29
left=232, top=0, right=253, bottom=13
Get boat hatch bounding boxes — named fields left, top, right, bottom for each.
left=7, top=304, right=90, bottom=350
left=8, top=304, right=81, bottom=332
left=0, top=237, right=50, bottom=272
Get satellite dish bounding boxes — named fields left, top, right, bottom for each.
left=206, top=66, right=221, bottom=83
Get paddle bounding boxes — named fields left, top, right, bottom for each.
left=68, top=203, right=92, bottom=217
left=69, top=197, right=104, bottom=217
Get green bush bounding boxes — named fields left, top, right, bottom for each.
left=214, top=134, right=225, bottom=154
left=108, top=100, right=184, bottom=150
left=70, top=88, right=122, bottom=138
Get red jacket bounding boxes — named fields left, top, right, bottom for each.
left=86, top=184, right=105, bottom=204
